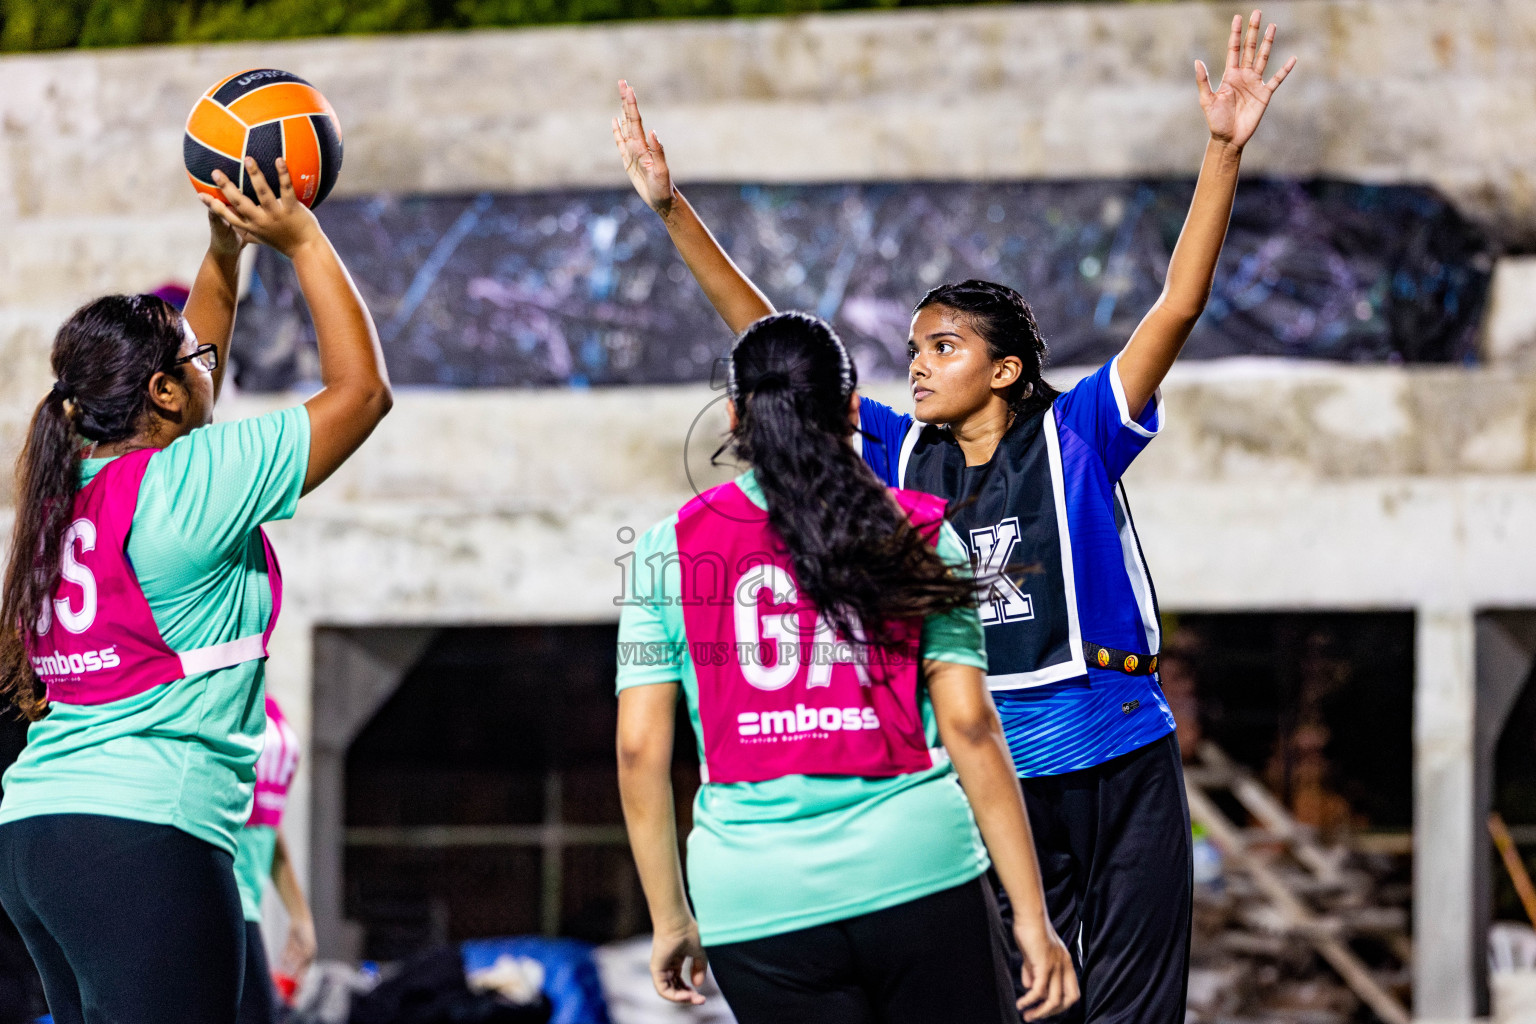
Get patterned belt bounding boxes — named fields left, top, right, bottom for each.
left=1083, top=642, right=1159, bottom=676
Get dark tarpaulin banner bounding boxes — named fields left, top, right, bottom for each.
left=230, top=179, right=1493, bottom=391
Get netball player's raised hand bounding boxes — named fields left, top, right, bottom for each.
left=1196, top=10, right=1296, bottom=150
left=202, top=158, right=322, bottom=258
left=612, top=80, right=676, bottom=218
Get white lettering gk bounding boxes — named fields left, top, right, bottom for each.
left=968, top=517, right=1036, bottom=626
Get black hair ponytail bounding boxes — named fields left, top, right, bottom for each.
left=724, top=312, right=975, bottom=650
left=0, top=295, right=186, bottom=718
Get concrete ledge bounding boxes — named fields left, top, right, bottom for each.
left=1, top=0, right=1534, bottom=242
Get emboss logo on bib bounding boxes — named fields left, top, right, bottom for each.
left=30, top=647, right=121, bottom=677
left=737, top=704, right=880, bottom=737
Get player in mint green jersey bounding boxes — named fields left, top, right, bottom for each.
left=617, top=313, right=1077, bottom=1023
left=0, top=157, right=391, bottom=1024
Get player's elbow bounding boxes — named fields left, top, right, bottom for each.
left=616, top=727, right=666, bottom=776
left=364, top=381, right=394, bottom=421
left=1154, top=292, right=1208, bottom=328
left=941, top=701, right=1004, bottom=751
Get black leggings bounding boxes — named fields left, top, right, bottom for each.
left=707, top=877, right=1017, bottom=1024
left=0, top=814, right=246, bottom=1024
left=237, top=921, right=278, bottom=1024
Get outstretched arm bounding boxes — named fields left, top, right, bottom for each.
left=613, top=80, right=774, bottom=334
left=1117, top=10, right=1296, bottom=418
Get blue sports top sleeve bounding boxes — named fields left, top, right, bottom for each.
left=857, top=396, right=914, bottom=487
left=1052, top=355, right=1164, bottom=483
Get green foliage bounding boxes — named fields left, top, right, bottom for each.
left=0, top=0, right=1038, bottom=52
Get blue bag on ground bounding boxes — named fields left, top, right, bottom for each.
left=460, top=938, right=610, bottom=1024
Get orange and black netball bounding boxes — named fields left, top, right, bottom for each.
left=183, top=68, right=342, bottom=209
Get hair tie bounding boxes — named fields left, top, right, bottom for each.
left=49, top=382, right=73, bottom=402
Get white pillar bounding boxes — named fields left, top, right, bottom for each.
left=1414, top=605, right=1478, bottom=1022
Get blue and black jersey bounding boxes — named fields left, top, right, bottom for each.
left=858, top=356, right=1176, bottom=777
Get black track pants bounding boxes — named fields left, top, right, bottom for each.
left=996, top=733, right=1192, bottom=1024
left=0, top=814, right=246, bottom=1024
left=707, top=877, right=1018, bottom=1024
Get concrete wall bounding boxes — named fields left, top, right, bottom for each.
left=3, top=0, right=1536, bottom=348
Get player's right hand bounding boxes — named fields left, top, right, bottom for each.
left=1015, top=916, right=1080, bottom=1020
left=612, top=79, right=676, bottom=219
left=202, top=156, right=323, bottom=259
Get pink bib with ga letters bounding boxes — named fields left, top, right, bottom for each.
left=249, top=696, right=300, bottom=828
left=676, top=480, right=948, bottom=785
left=23, top=448, right=282, bottom=706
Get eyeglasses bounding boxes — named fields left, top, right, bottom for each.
left=171, top=344, right=219, bottom=373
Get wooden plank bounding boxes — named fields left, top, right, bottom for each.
left=1185, top=783, right=1411, bottom=1024
left=1490, top=811, right=1536, bottom=929
left=1197, top=741, right=1346, bottom=883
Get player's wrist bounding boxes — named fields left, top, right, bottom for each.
left=650, top=908, right=697, bottom=936
left=1207, top=135, right=1245, bottom=160
left=282, top=229, right=330, bottom=262
left=653, top=186, right=681, bottom=223
left=1012, top=911, right=1056, bottom=947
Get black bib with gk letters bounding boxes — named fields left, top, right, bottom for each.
left=903, top=408, right=1076, bottom=684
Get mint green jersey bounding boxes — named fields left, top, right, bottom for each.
left=234, top=823, right=278, bottom=922
left=0, top=408, right=311, bottom=855
left=616, top=471, right=991, bottom=946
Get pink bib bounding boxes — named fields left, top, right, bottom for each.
left=23, top=448, right=283, bottom=706
left=676, top=480, right=948, bottom=785
left=249, top=696, right=300, bottom=828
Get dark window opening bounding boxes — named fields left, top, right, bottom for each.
left=1164, top=611, right=1415, bottom=833
left=344, top=625, right=698, bottom=960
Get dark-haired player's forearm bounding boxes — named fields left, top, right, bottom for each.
left=613, top=81, right=772, bottom=335
left=271, top=830, right=317, bottom=978
left=200, top=157, right=392, bottom=492
left=297, top=234, right=393, bottom=493
left=1115, top=138, right=1241, bottom=418
left=617, top=686, right=689, bottom=931
left=1118, top=12, right=1295, bottom=418
left=656, top=189, right=774, bottom=334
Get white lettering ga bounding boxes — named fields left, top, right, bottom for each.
left=34, top=518, right=100, bottom=636
left=732, top=565, right=868, bottom=691
left=737, top=704, right=880, bottom=736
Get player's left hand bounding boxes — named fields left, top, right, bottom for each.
left=1015, top=915, right=1080, bottom=1021
left=1197, top=10, right=1297, bottom=150
left=207, top=205, right=249, bottom=257
left=649, top=919, right=708, bottom=1005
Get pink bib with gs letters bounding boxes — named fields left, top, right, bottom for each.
left=23, top=448, right=282, bottom=706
